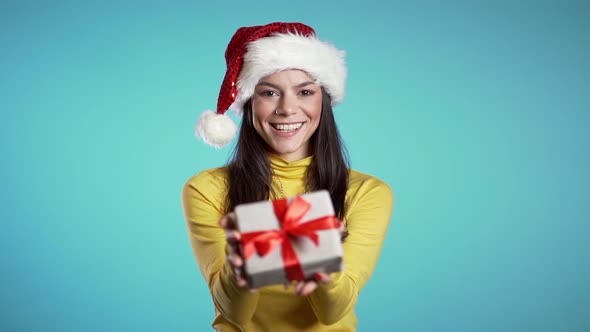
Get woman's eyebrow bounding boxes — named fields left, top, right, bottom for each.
left=256, top=81, right=317, bottom=89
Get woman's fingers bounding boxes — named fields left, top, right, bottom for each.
left=218, top=215, right=228, bottom=228
left=227, top=253, right=249, bottom=288
left=300, top=281, right=318, bottom=296
left=295, top=281, right=304, bottom=294
left=220, top=212, right=251, bottom=289
left=225, top=230, right=241, bottom=247
left=295, top=280, right=314, bottom=296
left=295, top=281, right=318, bottom=296
left=233, top=265, right=255, bottom=292
left=291, top=273, right=332, bottom=296
left=219, top=213, right=238, bottom=230
left=237, top=276, right=248, bottom=288
left=227, top=253, right=243, bottom=267
left=314, top=272, right=331, bottom=283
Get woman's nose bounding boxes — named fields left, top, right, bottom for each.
left=278, top=94, right=297, bottom=115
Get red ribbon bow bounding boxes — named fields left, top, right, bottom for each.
left=240, top=195, right=341, bottom=281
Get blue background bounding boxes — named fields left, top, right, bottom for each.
left=1, top=1, right=588, bottom=331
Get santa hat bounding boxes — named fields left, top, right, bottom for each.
left=195, top=22, right=347, bottom=148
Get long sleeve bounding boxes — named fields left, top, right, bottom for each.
left=181, top=169, right=260, bottom=329
left=306, top=176, right=394, bottom=325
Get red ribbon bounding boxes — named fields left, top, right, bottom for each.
left=240, top=196, right=341, bottom=281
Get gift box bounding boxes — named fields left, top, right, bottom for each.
left=234, top=190, right=343, bottom=289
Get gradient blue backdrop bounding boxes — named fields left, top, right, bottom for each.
left=1, top=1, right=588, bottom=331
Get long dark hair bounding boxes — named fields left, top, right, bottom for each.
left=225, top=88, right=350, bottom=239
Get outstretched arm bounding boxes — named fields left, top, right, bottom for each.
left=307, top=179, right=394, bottom=325
left=181, top=171, right=260, bottom=327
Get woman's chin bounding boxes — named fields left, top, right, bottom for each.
left=272, top=147, right=297, bottom=156
left=270, top=142, right=302, bottom=156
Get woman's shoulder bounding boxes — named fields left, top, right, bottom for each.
left=347, top=168, right=394, bottom=202
left=183, top=166, right=229, bottom=194
left=349, top=168, right=392, bottom=190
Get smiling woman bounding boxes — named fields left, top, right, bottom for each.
left=181, top=22, right=394, bottom=332
left=252, top=70, right=323, bottom=161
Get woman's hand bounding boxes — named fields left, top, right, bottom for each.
left=293, top=272, right=331, bottom=296
left=219, top=212, right=254, bottom=291
left=219, top=212, right=346, bottom=296
left=292, top=221, right=346, bottom=296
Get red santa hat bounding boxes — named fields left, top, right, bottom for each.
left=195, top=22, right=347, bottom=148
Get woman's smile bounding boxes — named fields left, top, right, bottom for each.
left=269, top=121, right=306, bottom=137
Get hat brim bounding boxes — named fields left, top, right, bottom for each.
left=229, top=31, right=347, bottom=115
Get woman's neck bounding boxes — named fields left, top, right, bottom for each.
left=266, top=145, right=311, bottom=162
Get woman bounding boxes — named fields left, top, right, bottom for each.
left=182, top=22, right=394, bottom=332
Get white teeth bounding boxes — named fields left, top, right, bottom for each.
left=274, top=122, right=303, bottom=131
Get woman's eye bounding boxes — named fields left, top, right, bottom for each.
left=300, top=90, right=314, bottom=96
left=260, top=90, right=278, bottom=97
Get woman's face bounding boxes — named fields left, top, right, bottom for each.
left=251, top=69, right=323, bottom=162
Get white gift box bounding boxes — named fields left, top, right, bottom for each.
left=234, top=190, right=343, bottom=288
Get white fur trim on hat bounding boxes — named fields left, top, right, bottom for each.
left=195, top=110, right=238, bottom=148
left=229, top=31, right=347, bottom=115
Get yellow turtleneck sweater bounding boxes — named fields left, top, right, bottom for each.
left=181, top=154, right=394, bottom=332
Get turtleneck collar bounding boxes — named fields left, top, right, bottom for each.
left=268, top=153, right=313, bottom=179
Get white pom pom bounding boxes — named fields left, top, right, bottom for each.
left=195, top=110, right=238, bottom=148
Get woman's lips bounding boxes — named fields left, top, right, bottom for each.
left=270, top=122, right=305, bottom=137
